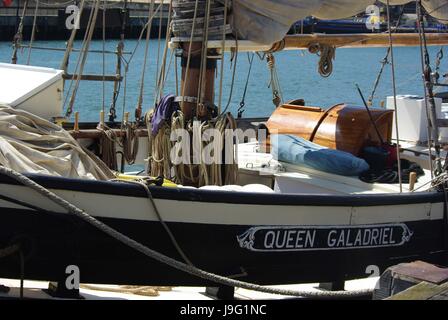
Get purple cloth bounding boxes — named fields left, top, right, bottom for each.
left=151, top=94, right=180, bottom=135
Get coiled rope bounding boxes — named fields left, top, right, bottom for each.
left=121, top=122, right=139, bottom=165
left=97, top=123, right=118, bottom=171
left=0, top=165, right=373, bottom=299
left=308, top=43, right=336, bottom=78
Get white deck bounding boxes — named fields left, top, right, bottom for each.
left=237, top=141, right=434, bottom=195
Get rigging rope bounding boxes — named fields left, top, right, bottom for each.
left=386, top=0, right=403, bottom=193
left=102, top=0, right=106, bottom=116
left=11, top=0, right=29, bottom=64
left=26, top=0, right=39, bottom=65
left=135, top=0, right=156, bottom=122
left=217, top=0, right=229, bottom=114
left=433, top=46, right=444, bottom=88
left=109, top=0, right=127, bottom=123
left=197, top=0, right=213, bottom=109
left=237, top=52, right=254, bottom=118
left=0, top=165, right=373, bottom=299
left=368, top=5, right=405, bottom=106
left=60, top=0, right=87, bottom=71
left=153, top=0, right=165, bottom=101
left=417, top=0, right=443, bottom=178
left=155, top=0, right=174, bottom=103
left=266, top=53, right=282, bottom=107
left=64, top=0, right=100, bottom=119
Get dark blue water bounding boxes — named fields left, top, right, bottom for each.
left=1, top=40, right=447, bottom=121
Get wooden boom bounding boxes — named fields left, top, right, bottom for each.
left=197, top=33, right=448, bottom=53
left=277, top=33, right=448, bottom=50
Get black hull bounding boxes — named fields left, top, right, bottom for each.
left=0, top=207, right=446, bottom=286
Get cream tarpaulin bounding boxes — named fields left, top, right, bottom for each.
left=0, top=105, right=114, bottom=180
left=230, top=0, right=448, bottom=45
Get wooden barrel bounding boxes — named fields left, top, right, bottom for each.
left=266, top=102, right=394, bottom=156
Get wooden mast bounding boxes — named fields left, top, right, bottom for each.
left=180, top=43, right=216, bottom=120
left=177, top=0, right=218, bottom=121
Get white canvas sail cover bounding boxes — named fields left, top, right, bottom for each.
left=231, top=0, right=448, bottom=45
left=0, top=105, right=114, bottom=180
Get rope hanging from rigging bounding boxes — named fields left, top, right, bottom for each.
left=97, top=123, right=119, bottom=171
left=135, top=0, right=156, bottom=123
left=308, top=42, right=336, bottom=78
left=121, top=121, right=139, bottom=166
left=11, top=0, right=29, bottom=64
left=432, top=46, right=444, bottom=86
left=368, top=5, right=406, bottom=106
left=26, top=0, right=39, bottom=65
left=266, top=53, right=282, bottom=107
left=237, top=52, right=255, bottom=118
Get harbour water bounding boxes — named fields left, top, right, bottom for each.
left=1, top=39, right=447, bottom=121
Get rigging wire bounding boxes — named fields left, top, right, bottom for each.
left=386, top=0, right=403, bottom=193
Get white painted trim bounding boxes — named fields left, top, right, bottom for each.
left=0, top=183, right=439, bottom=226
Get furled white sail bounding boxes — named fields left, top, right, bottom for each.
left=231, top=0, right=323, bottom=47
left=230, top=0, right=448, bottom=45
left=0, top=105, right=114, bottom=180
left=313, top=0, right=373, bottom=20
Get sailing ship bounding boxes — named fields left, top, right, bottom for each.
left=0, top=0, right=448, bottom=294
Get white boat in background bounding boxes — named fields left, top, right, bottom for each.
left=0, top=63, right=63, bottom=120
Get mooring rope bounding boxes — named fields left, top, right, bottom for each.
left=0, top=165, right=373, bottom=299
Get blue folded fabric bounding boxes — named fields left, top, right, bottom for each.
left=270, top=134, right=369, bottom=176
